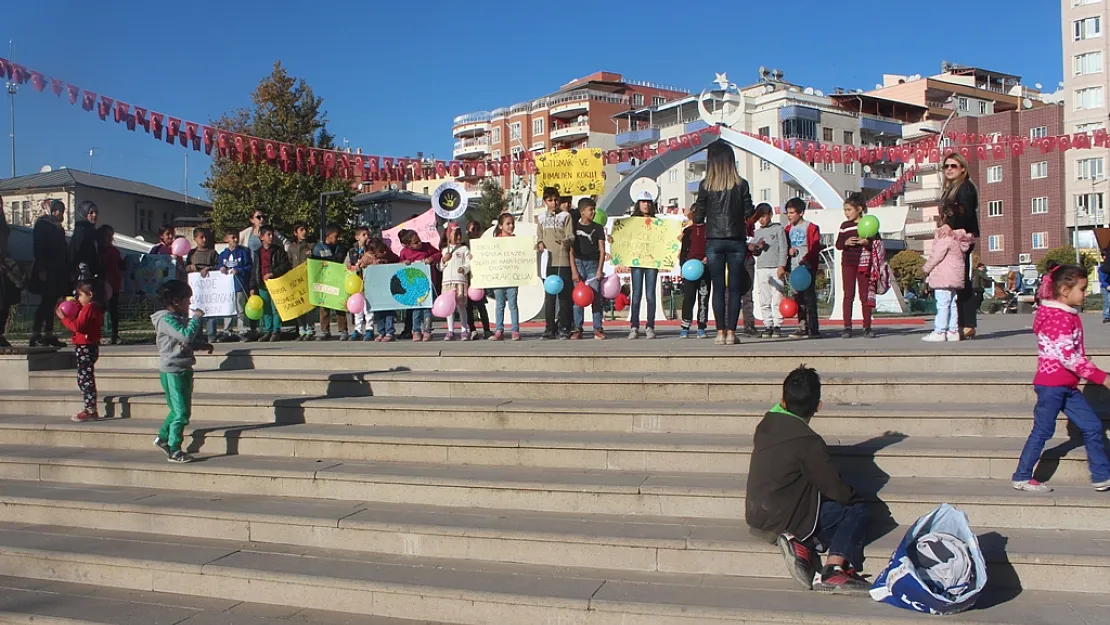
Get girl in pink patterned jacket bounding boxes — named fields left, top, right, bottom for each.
left=1012, top=262, right=1110, bottom=493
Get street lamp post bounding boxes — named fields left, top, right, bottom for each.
left=5, top=41, right=17, bottom=178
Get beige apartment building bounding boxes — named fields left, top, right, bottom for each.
left=1062, top=0, right=1110, bottom=243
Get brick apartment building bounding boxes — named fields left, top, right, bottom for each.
left=940, top=105, right=1066, bottom=267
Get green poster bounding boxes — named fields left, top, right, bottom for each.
left=307, top=259, right=351, bottom=311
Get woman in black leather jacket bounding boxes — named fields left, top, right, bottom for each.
left=693, top=142, right=755, bottom=345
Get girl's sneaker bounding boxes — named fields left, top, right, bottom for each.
left=71, top=411, right=98, bottom=423
left=350, top=331, right=363, bottom=341
left=363, top=332, right=375, bottom=341
left=628, top=328, right=639, bottom=340
left=511, top=332, right=521, bottom=341
left=679, top=329, right=689, bottom=339
left=645, top=328, right=656, bottom=339
left=946, top=331, right=961, bottom=342
left=490, top=331, right=503, bottom=341
left=1012, top=479, right=1052, bottom=492
left=168, top=450, right=194, bottom=464
left=594, top=330, right=606, bottom=340
left=461, top=333, right=471, bottom=341
left=381, top=334, right=394, bottom=343
left=921, top=332, right=947, bottom=343
left=697, top=329, right=707, bottom=339
left=445, top=333, right=455, bottom=341
left=411, top=333, right=422, bottom=343
left=421, top=332, right=432, bottom=342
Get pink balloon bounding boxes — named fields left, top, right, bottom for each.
left=346, top=293, right=366, bottom=314
left=467, top=287, right=485, bottom=302
left=170, top=238, right=191, bottom=257
left=601, top=274, right=621, bottom=300
left=58, top=300, right=79, bottom=319
left=431, top=292, right=456, bottom=318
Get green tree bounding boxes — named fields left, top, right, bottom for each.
left=1036, top=246, right=1098, bottom=275
left=467, top=178, right=507, bottom=231
left=203, top=61, right=356, bottom=239
left=889, top=250, right=925, bottom=293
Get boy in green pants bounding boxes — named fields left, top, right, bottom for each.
left=151, top=279, right=211, bottom=463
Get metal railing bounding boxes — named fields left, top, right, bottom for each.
left=453, top=111, right=492, bottom=125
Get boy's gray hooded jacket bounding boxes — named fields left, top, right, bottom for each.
left=151, top=310, right=202, bottom=373
left=752, top=222, right=789, bottom=270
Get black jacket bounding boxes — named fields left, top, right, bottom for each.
left=31, top=214, right=69, bottom=294
left=68, top=220, right=101, bottom=282
left=945, top=181, right=980, bottom=239
left=745, top=407, right=861, bottom=542
left=250, top=245, right=292, bottom=292
left=693, top=179, right=755, bottom=240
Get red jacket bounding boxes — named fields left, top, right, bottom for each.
left=61, top=302, right=104, bottom=345
left=680, top=224, right=707, bottom=264
left=101, top=245, right=123, bottom=292
left=785, top=220, right=821, bottom=271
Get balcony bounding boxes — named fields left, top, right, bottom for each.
left=686, top=180, right=701, bottom=194
left=452, top=112, right=492, bottom=138
left=548, top=89, right=629, bottom=119
left=861, top=175, right=897, bottom=191
left=904, top=187, right=942, bottom=205
left=453, top=137, right=490, bottom=159
left=551, top=121, right=590, bottom=142
left=615, top=127, right=661, bottom=147
left=904, top=220, right=937, bottom=238
left=860, top=115, right=902, bottom=138
left=779, top=105, right=822, bottom=123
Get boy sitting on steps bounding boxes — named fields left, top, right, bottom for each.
left=745, top=365, right=872, bottom=595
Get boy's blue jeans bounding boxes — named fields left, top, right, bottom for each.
left=815, top=500, right=869, bottom=571
left=1102, top=290, right=1110, bottom=321
left=1013, top=385, right=1110, bottom=483
left=573, top=259, right=604, bottom=331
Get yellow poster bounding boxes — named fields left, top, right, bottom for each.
left=609, top=217, right=682, bottom=271
left=470, top=236, right=538, bottom=288
left=264, top=263, right=314, bottom=322
left=534, top=148, right=605, bottom=196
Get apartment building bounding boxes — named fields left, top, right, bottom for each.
left=451, top=71, right=687, bottom=208
left=610, top=70, right=917, bottom=215
left=1062, top=0, right=1110, bottom=243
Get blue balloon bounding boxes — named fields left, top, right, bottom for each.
left=544, top=274, right=565, bottom=295
left=681, top=259, right=705, bottom=281
left=790, top=266, right=812, bottom=292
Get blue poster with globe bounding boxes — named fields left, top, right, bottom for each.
left=363, top=263, right=434, bottom=311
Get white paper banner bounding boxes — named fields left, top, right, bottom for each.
left=188, top=272, right=238, bottom=318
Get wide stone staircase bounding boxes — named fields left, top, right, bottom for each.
left=0, top=343, right=1107, bottom=624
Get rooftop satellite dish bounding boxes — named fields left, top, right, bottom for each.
left=1022, top=98, right=1033, bottom=110
left=789, top=87, right=800, bottom=93
left=875, top=83, right=883, bottom=90
left=758, top=66, right=768, bottom=77
left=855, top=88, right=864, bottom=94
left=803, top=87, right=814, bottom=95
left=39, top=165, right=52, bottom=173
left=1035, top=83, right=1043, bottom=90
left=389, top=183, right=399, bottom=190
left=814, top=89, right=824, bottom=97
left=863, top=165, right=872, bottom=174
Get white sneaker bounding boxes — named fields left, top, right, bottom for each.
left=1012, top=479, right=1053, bottom=492
left=1094, top=478, right=1110, bottom=492
left=645, top=328, right=656, bottom=339
left=628, top=328, right=639, bottom=340
left=921, top=332, right=947, bottom=343
left=946, top=332, right=961, bottom=342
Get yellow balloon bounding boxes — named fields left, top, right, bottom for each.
left=345, top=273, right=364, bottom=296
left=246, top=295, right=264, bottom=311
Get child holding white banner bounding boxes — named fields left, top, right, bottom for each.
left=439, top=224, right=472, bottom=341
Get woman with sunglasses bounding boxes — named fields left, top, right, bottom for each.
left=238, top=210, right=290, bottom=254
left=940, top=153, right=980, bottom=340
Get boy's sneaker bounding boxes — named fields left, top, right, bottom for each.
left=697, top=329, right=707, bottom=339
left=511, top=332, right=522, bottom=341
left=777, top=534, right=820, bottom=590
left=1012, top=479, right=1053, bottom=492
left=350, top=331, right=363, bottom=341
left=490, top=331, right=504, bottom=341
left=759, top=327, right=773, bottom=339
left=921, top=332, right=947, bottom=343
left=862, top=328, right=877, bottom=339
left=812, top=565, right=870, bottom=595
left=1093, top=478, right=1110, bottom=491
left=628, top=328, right=639, bottom=340
left=338, top=332, right=350, bottom=342
left=594, top=330, right=606, bottom=340
left=789, top=329, right=809, bottom=340
left=167, top=450, right=195, bottom=464
left=570, top=331, right=582, bottom=340
left=771, top=327, right=783, bottom=338
left=946, top=331, right=961, bottom=342
left=363, top=332, right=375, bottom=342
left=841, top=329, right=853, bottom=339
left=154, top=437, right=172, bottom=458
left=71, top=411, right=98, bottom=423
left=679, top=329, right=689, bottom=339
left=316, top=333, right=332, bottom=342
left=645, top=328, right=656, bottom=339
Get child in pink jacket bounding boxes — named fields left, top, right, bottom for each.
left=1011, top=262, right=1110, bottom=492
left=921, top=208, right=973, bottom=342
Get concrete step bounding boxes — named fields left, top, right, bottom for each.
left=0, top=414, right=1097, bottom=482
left=25, top=367, right=1055, bottom=404
left=0, top=479, right=1104, bottom=593
left=0, top=522, right=1101, bottom=625
left=0, top=575, right=450, bottom=625
left=0, top=445, right=1105, bottom=529
left=0, top=390, right=1083, bottom=437
left=64, top=342, right=1087, bottom=374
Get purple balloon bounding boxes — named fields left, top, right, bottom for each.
left=601, top=274, right=621, bottom=300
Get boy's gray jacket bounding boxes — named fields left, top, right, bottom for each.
left=753, top=222, right=789, bottom=269
left=151, top=310, right=202, bottom=373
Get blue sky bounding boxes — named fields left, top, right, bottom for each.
left=0, top=0, right=1061, bottom=199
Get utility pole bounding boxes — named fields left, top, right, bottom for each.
left=88, top=148, right=97, bottom=174
left=5, top=41, right=17, bottom=178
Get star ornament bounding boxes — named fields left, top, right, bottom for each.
left=713, top=73, right=730, bottom=91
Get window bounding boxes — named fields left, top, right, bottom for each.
left=844, top=162, right=856, bottom=175
left=782, top=118, right=818, bottom=140
left=1030, top=126, right=1048, bottom=139
left=988, top=235, right=1003, bottom=252
left=1077, top=121, right=1106, bottom=133
left=491, top=127, right=501, bottom=144
left=1074, top=16, right=1102, bottom=40
left=509, top=122, right=521, bottom=140
left=1032, top=197, right=1049, bottom=214
left=843, top=131, right=854, bottom=146
left=1032, top=232, right=1048, bottom=250
left=988, top=200, right=1004, bottom=217
left=532, top=118, right=544, bottom=136
left=1075, top=86, right=1105, bottom=110
left=823, top=162, right=836, bottom=173
left=668, top=169, right=679, bottom=183
left=760, top=188, right=771, bottom=202
left=758, top=126, right=771, bottom=138
left=652, top=96, right=665, bottom=107
left=1077, top=157, right=1105, bottom=179
left=1030, top=161, right=1048, bottom=179
left=491, top=150, right=500, bottom=160
left=1074, top=0, right=1100, bottom=6
left=632, top=94, right=644, bottom=106
left=1075, top=51, right=1104, bottom=76
left=1076, top=192, right=1105, bottom=216
left=958, top=97, right=969, bottom=111
left=822, top=127, right=834, bottom=142
left=978, top=101, right=988, bottom=114
left=987, top=165, right=1003, bottom=183
left=760, top=159, right=772, bottom=171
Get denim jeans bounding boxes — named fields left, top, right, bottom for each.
left=630, top=267, right=658, bottom=330
left=933, top=288, right=958, bottom=334
left=573, top=258, right=604, bottom=331
left=1013, top=385, right=1110, bottom=483
left=1103, top=291, right=1110, bottom=321
left=706, top=238, right=747, bottom=332
left=374, top=311, right=395, bottom=336
left=410, top=308, right=430, bottom=334
left=815, top=500, right=870, bottom=571
left=494, top=287, right=520, bottom=333
left=224, top=292, right=248, bottom=334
